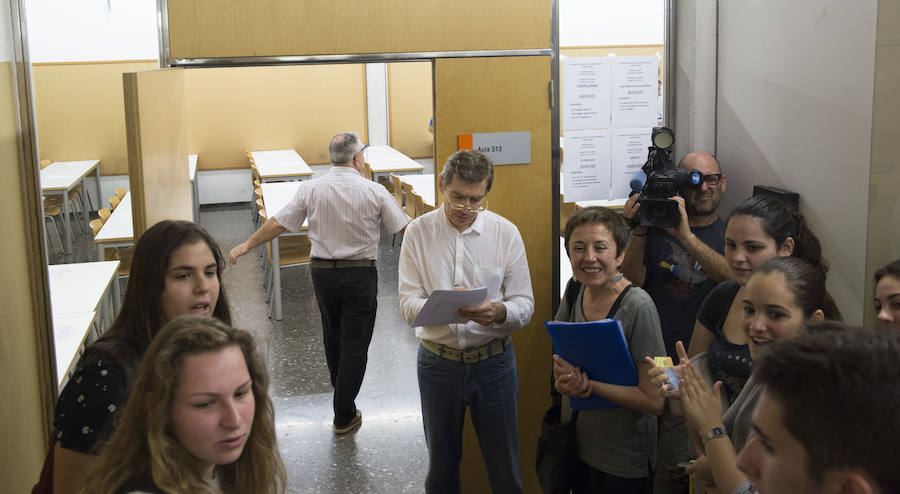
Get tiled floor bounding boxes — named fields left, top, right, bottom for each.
left=204, top=204, right=428, bottom=493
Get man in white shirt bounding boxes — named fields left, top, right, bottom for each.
left=398, top=150, right=534, bottom=494
left=229, top=132, right=409, bottom=435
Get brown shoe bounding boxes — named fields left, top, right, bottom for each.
left=334, top=410, right=362, bottom=435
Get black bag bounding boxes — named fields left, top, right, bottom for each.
left=535, top=398, right=579, bottom=494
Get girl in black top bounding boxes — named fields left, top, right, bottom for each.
left=50, top=220, right=232, bottom=494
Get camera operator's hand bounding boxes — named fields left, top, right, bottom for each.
left=664, top=195, right=692, bottom=241
left=623, top=194, right=641, bottom=222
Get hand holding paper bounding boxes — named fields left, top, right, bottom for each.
left=411, top=286, right=488, bottom=327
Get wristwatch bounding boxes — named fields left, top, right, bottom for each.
left=703, top=426, right=727, bottom=446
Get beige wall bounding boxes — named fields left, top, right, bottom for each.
left=716, top=0, right=879, bottom=323
left=864, top=0, right=900, bottom=326
left=32, top=61, right=157, bottom=175
left=0, top=61, right=49, bottom=493
left=184, top=64, right=368, bottom=169
left=32, top=61, right=445, bottom=172
left=387, top=61, right=433, bottom=158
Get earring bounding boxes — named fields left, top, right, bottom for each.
left=611, top=273, right=624, bottom=282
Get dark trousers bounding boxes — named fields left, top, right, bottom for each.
left=310, top=266, right=378, bottom=426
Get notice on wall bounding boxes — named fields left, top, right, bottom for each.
left=563, top=57, right=611, bottom=131
left=611, top=56, right=659, bottom=129
left=611, top=128, right=652, bottom=200
left=457, top=131, right=531, bottom=165
left=563, top=130, right=611, bottom=202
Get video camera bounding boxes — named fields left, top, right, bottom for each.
left=629, top=127, right=702, bottom=229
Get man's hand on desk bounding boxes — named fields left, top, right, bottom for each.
left=228, top=243, right=250, bottom=264
left=458, top=301, right=506, bottom=326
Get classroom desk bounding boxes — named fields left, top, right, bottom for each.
left=250, top=149, right=314, bottom=182
left=189, top=154, right=199, bottom=222
left=53, top=311, right=97, bottom=388
left=260, top=182, right=308, bottom=321
left=399, top=173, right=436, bottom=209
left=40, top=160, right=101, bottom=256
left=48, top=260, right=121, bottom=323
left=94, top=192, right=133, bottom=260
left=364, top=145, right=425, bottom=180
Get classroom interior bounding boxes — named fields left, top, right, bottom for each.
left=1, top=1, right=898, bottom=492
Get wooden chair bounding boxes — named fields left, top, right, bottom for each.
left=263, top=235, right=312, bottom=317
left=362, top=162, right=374, bottom=181
left=43, top=202, right=64, bottom=255
left=390, top=174, right=404, bottom=207
left=98, top=207, right=111, bottom=223
left=114, top=188, right=126, bottom=200
left=89, top=219, right=104, bottom=236
left=402, top=183, right=416, bottom=219
left=412, top=192, right=426, bottom=218
left=109, top=195, right=120, bottom=210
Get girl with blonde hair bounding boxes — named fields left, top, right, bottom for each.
left=81, top=315, right=286, bottom=494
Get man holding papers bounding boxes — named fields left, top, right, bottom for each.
left=398, top=150, right=534, bottom=494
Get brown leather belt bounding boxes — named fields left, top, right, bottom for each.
left=421, top=337, right=511, bottom=363
left=310, top=258, right=376, bottom=269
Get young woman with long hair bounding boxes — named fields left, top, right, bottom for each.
left=49, top=220, right=232, bottom=494
left=80, top=315, right=286, bottom=494
left=685, top=195, right=836, bottom=406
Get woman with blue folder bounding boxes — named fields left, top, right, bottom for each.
left=553, top=206, right=666, bottom=493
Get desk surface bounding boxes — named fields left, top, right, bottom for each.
left=364, top=146, right=425, bottom=174
left=189, top=154, right=197, bottom=181
left=48, top=260, right=120, bottom=315
left=251, top=149, right=313, bottom=179
left=400, top=174, right=435, bottom=208
left=260, top=182, right=308, bottom=229
left=40, top=160, right=100, bottom=191
left=95, top=192, right=133, bottom=243
left=53, top=311, right=97, bottom=386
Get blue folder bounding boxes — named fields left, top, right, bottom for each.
left=545, top=319, right=637, bottom=410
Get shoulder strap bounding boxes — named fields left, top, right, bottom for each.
left=606, top=284, right=633, bottom=319
left=563, top=277, right=582, bottom=320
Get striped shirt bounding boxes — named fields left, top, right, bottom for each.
left=273, top=166, right=409, bottom=260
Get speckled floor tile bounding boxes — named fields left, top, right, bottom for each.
left=203, top=204, right=428, bottom=493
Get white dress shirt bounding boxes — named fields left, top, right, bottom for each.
left=399, top=204, right=535, bottom=349
left=274, top=166, right=409, bottom=260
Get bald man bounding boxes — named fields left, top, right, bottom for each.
left=620, top=151, right=733, bottom=494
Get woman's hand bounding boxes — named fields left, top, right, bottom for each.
left=677, top=358, right=725, bottom=436
left=644, top=356, right=681, bottom=399
left=686, top=455, right=715, bottom=487
left=553, top=355, right=591, bottom=398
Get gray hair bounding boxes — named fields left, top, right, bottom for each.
left=439, top=150, right=494, bottom=191
left=329, top=132, right=364, bottom=165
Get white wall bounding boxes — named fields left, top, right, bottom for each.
left=716, top=0, right=878, bottom=323
left=560, top=0, right=664, bottom=46
left=25, top=0, right=157, bottom=62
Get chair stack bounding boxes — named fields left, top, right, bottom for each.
left=92, top=197, right=133, bottom=278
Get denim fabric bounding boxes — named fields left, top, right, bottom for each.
left=311, top=266, right=378, bottom=426
left=417, top=342, right=522, bottom=494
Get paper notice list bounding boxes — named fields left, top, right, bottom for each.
left=563, top=57, right=611, bottom=131
left=411, top=286, right=488, bottom=327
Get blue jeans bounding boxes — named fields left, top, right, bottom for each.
left=417, top=342, right=522, bottom=494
